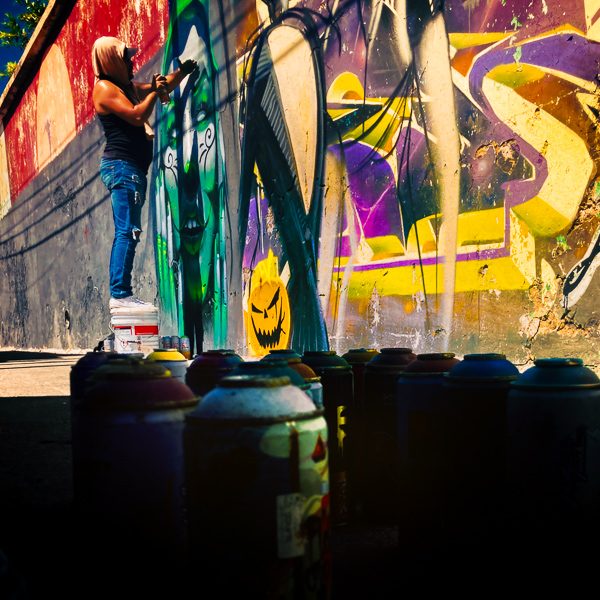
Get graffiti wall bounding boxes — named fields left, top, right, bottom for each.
left=0, top=0, right=170, bottom=349
left=4, top=0, right=600, bottom=364
left=227, top=0, right=600, bottom=361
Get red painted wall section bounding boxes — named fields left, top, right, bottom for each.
left=5, top=0, right=169, bottom=201
left=4, top=77, right=39, bottom=202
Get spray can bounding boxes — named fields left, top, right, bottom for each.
left=70, top=350, right=129, bottom=446
left=184, top=375, right=330, bottom=598
left=146, top=348, right=189, bottom=382
left=264, top=351, right=323, bottom=408
left=506, top=358, right=600, bottom=562
left=185, top=349, right=244, bottom=397
left=340, top=348, right=379, bottom=518
left=179, top=336, right=191, bottom=359
left=361, top=348, right=416, bottom=522
left=230, top=358, right=311, bottom=396
left=396, top=352, right=460, bottom=556
left=170, top=336, right=180, bottom=352
left=301, top=350, right=354, bottom=525
left=74, top=358, right=199, bottom=562
left=442, top=353, right=518, bottom=552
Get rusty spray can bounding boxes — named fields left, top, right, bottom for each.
left=301, top=350, right=353, bottom=525
left=184, top=375, right=330, bottom=598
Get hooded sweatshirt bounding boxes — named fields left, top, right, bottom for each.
left=92, top=36, right=154, bottom=172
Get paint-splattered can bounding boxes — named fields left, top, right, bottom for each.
left=74, top=358, right=199, bottom=562
left=506, top=358, right=600, bottom=558
left=179, top=336, right=191, bottom=359
left=102, top=337, right=114, bottom=352
left=184, top=375, right=330, bottom=598
left=396, top=352, right=461, bottom=556
left=185, top=349, right=244, bottom=397
left=301, top=350, right=354, bottom=525
left=362, top=348, right=416, bottom=522
left=442, top=353, right=519, bottom=554
left=146, top=348, right=189, bottom=382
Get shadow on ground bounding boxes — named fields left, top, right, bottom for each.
left=0, top=352, right=67, bottom=363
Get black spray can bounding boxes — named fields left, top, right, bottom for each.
left=362, top=348, right=416, bottom=522
left=341, top=348, right=380, bottom=518
left=396, top=353, right=460, bottom=556
left=185, top=349, right=244, bottom=397
left=506, top=358, right=600, bottom=565
left=443, top=353, right=519, bottom=557
left=302, top=350, right=354, bottom=525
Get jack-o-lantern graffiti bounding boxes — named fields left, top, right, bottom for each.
left=246, top=250, right=291, bottom=356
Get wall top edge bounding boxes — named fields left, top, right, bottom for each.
left=0, top=0, right=77, bottom=124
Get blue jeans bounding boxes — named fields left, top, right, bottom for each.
left=100, top=158, right=147, bottom=299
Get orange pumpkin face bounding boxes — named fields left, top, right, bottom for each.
left=246, top=250, right=291, bottom=356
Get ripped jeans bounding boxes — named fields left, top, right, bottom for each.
left=100, top=158, right=147, bottom=299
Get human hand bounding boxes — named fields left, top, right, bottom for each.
left=151, top=73, right=168, bottom=93
left=177, top=57, right=198, bottom=75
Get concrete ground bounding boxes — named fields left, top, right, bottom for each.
left=0, top=349, right=594, bottom=598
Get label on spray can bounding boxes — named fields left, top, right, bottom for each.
left=171, top=335, right=180, bottom=351
left=276, top=493, right=305, bottom=559
left=180, top=336, right=191, bottom=359
left=161, top=336, right=172, bottom=349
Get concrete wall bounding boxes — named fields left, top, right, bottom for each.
left=3, top=0, right=600, bottom=364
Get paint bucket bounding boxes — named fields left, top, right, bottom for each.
left=74, top=357, right=199, bottom=562
left=183, top=375, right=330, bottom=598
left=110, top=312, right=159, bottom=355
left=146, top=348, right=189, bottom=382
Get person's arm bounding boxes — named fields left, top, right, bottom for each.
left=93, top=75, right=165, bottom=126
left=136, top=59, right=198, bottom=99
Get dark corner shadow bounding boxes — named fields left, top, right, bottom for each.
left=0, top=351, right=64, bottom=363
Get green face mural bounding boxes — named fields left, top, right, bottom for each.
left=154, top=0, right=227, bottom=354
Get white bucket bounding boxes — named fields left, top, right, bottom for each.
left=110, top=312, right=160, bottom=355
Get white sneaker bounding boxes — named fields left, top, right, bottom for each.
left=109, top=295, right=158, bottom=313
